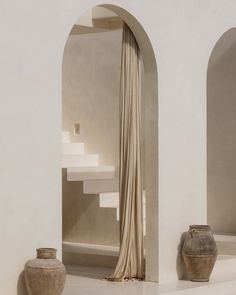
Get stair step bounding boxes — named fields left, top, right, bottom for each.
left=62, top=142, right=85, bottom=155
left=99, top=191, right=146, bottom=224
left=99, top=192, right=119, bottom=221
left=62, top=131, right=71, bottom=143
left=83, top=178, right=119, bottom=194
left=62, top=154, right=99, bottom=168
left=62, top=241, right=119, bottom=257
left=215, top=234, right=236, bottom=255
left=99, top=191, right=146, bottom=208
left=99, top=192, right=119, bottom=208
left=67, top=166, right=115, bottom=181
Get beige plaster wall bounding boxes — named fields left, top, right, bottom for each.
left=62, top=30, right=122, bottom=247
left=207, top=29, right=236, bottom=234
left=0, top=1, right=62, bottom=294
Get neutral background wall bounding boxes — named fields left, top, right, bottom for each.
left=0, top=1, right=62, bottom=294
left=62, top=30, right=122, bottom=166
left=2, top=1, right=236, bottom=293
left=62, top=30, right=121, bottom=249
left=207, top=28, right=236, bottom=234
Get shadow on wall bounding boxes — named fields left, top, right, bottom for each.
left=62, top=168, right=119, bottom=246
left=17, top=270, right=28, bottom=295
left=176, top=232, right=188, bottom=280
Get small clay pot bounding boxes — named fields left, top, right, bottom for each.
left=25, top=248, right=66, bottom=295
left=182, top=225, right=217, bottom=282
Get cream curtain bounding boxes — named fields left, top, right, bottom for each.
left=108, top=23, right=144, bottom=281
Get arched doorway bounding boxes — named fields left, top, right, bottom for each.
left=61, top=5, right=158, bottom=282
left=207, top=28, right=236, bottom=238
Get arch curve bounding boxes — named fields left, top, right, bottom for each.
left=62, top=4, right=158, bottom=282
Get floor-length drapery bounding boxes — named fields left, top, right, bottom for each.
left=108, top=23, right=144, bottom=281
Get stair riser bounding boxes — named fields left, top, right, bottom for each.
left=62, top=143, right=84, bottom=155
left=67, top=169, right=115, bottom=181
left=83, top=179, right=119, bottom=194
left=62, top=242, right=119, bottom=257
left=216, top=241, right=236, bottom=255
left=99, top=201, right=119, bottom=208
left=62, top=155, right=99, bottom=168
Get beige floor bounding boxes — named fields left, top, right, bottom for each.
left=63, top=265, right=236, bottom=295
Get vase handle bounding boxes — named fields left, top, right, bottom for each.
left=190, top=229, right=196, bottom=238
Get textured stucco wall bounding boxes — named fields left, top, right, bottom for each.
left=62, top=30, right=122, bottom=166
left=62, top=30, right=121, bottom=249
left=0, top=1, right=62, bottom=294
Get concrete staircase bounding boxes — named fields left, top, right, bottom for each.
left=62, top=131, right=120, bottom=258
left=62, top=131, right=147, bottom=257
left=62, top=131, right=146, bottom=224
left=62, top=131, right=118, bottom=217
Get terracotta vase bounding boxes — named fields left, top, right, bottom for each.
left=25, top=248, right=66, bottom=295
left=182, top=225, right=217, bottom=282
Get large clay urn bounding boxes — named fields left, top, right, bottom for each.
left=25, top=248, right=66, bottom=295
left=182, top=225, right=217, bottom=282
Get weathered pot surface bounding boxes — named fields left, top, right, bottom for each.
left=182, top=225, right=217, bottom=282
left=25, top=248, right=66, bottom=295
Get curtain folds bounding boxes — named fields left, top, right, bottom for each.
left=108, top=23, right=144, bottom=281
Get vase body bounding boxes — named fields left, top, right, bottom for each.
left=182, top=225, right=217, bottom=282
left=25, top=248, right=66, bottom=295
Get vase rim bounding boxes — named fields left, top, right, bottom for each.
left=36, top=248, right=57, bottom=259
left=189, top=225, right=211, bottom=230
left=37, top=248, right=57, bottom=252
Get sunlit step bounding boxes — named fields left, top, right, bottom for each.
left=99, top=191, right=146, bottom=212
left=62, top=131, right=71, bottom=143
left=84, top=178, right=119, bottom=194
left=99, top=192, right=119, bottom=221
left=62, top=142, right=85, bottom=155
left=62, top=154, right=99, bottom=168
left=67, top=166, right=115, bottom=181
left=215, top=234, right=236, bottom=255
left=99, top=191, right=146, bottom=230
left=62, top=241, right=119, bottom=257
left=99, top=191, right=146, bottom=206
left=99, top=192, right=119, bottom=208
